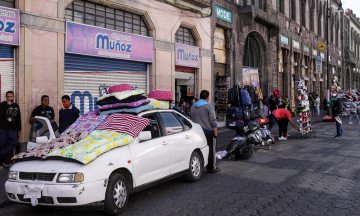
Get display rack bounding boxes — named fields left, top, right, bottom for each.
left=215, top=76, right=230, bottom=116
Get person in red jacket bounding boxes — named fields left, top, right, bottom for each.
left=268, top=108, right=299, bottom=140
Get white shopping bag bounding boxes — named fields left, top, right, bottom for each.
left=24, top=181, right=44, bottom=206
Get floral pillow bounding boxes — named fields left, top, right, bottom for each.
left=148, top=90, right=172, bottom=101
left=98, top=90, right=145, bottom=102
left=108, top=84, right=132, bottom=93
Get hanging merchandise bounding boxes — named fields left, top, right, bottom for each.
left=296, top=79, right=316, bottom=138
left=215, top=76, right=230, bottom=116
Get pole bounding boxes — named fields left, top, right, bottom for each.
left=326, top=0, right=330, bottom=97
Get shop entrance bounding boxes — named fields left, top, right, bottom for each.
left=175, top=66, right=195, bottom=106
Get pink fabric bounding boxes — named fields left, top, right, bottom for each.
left=99, top=99, right=150, bottom=110
left=148, top=90, right=172, bottom=101
left=108, top=84, right=132, bottom=93
left=273, top=89, right=281, bottom=99
left=96, top=113, right=150, bottom=138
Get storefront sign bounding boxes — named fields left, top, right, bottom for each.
left=304, top=45, right=310, bottom=53
left=215, top=5, right=232, bottom=23
left=315, top=56, right=322, bottom=74
left=214, top=27, right=226, bottom=64
left=175, top=43, right=199, bottom=68
left=187, top=85, right=194, bottom=96
left=312, top=49, right=317, bottom=56
left=281, top=35, right=289, bottom=45
left=66, top=22, right=153, bottom=62
left=320, top=52, right=325, bottom=59
left=0, top=6, right=19, bottom=46
left=293, top=40, right=300, bottom=49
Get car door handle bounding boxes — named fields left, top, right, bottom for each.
left=162, top=141, right=168, bottom=146
left=185, top=135, right=191, bottom=139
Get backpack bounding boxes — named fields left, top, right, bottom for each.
left=227, top=107, right=243, bottom=120
left=226, top=119, right=244, bottom=130
left=244, top=85, right=256, bottom=103
left=240, top=89, right=252, bottom=106
left=250, top=104, right=256, bottom=120
left=243, top=105, right=251, bottom=121
left=257, top=128, right=272, bottom=140
left=255, top=87, right=263, bottom=100
left=256, top=117, right=269, bottom=125
left=258, top=101, right=265, bottom=119
left=263, top=104, right=269, bottom=117
left=228, top=86, right=240, bottom=106
left=246, top=132, right=263, bottom=144
left=243, top=120, right=259, bottom=133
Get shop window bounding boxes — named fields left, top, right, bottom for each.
left=255, top=0, right=260, bottom=9
left=0, top=0, right=15, bottom=8
left=175, top=26, right=196, bottom=46
left=159, top=112, right=184, bottom=136
left=290, top=0, right=296, bottom=21
left=65, top=0, right=149, bottom=36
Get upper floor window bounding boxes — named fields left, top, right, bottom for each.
left=301, top=2, right=306, bottom=27
left=290, top=0, right=296, bottom=21
left=175, top=26, right=196, bottom=46
left=0, top=0, right=15, bottom=8
left=65, top=0, right=149, bottom=36
left=255, top=0, right=260, bottom=8
left=278, top=0, right=284, bottom=13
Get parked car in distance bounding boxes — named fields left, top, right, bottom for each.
left=6, top=110, right=209, bottom=214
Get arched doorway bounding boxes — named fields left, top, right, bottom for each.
left=242, top=32, right=266, bottom=93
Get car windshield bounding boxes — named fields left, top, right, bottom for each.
left=29, top=118, right=51, bottom=142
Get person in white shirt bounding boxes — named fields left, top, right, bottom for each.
left=315, top=94, right=320, bottom=116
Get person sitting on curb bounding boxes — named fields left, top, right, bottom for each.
left=268, top=108, right=299, bottom=140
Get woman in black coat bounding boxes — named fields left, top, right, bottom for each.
left=323, top=97, right=328, bottom=114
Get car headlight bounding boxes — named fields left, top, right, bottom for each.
left=7, top=171, right=18, bottom=180
left=57, top=173, right=84, bottom=183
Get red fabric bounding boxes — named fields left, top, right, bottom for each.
left=96, top=114, right=150, bottom=138
left=108, top=84, right=132, bottom=93
left=273, top=109, right=291, bottom=119
left=273, top=89, right=281, bottom=99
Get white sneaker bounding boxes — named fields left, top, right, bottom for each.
left=278, top=136, right=287, bottom=140
left=349, top=122, right=353, bottom=124
left=335, top=116, right=342, bottom=124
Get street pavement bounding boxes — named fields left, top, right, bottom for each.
left=1, top=116, right=360, bottom=215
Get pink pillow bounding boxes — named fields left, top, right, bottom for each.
left=108, top=84, right=132, bottom=93
left=148, top=90, right=172, bottom=101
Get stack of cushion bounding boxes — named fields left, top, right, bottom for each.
left=147, top=90, right=172, bottom=109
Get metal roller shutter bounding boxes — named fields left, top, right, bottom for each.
left=0, top=45, right=14, bottom=101
left=64, top=53, right=147, bottom=115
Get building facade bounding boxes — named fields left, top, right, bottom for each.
left=211, top=0, right=345, bottom=121
left=1, top=0, right=212, bottom=143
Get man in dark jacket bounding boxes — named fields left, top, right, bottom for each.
left=190, top=90, right=220, bottom=173
left=59, top=95, right=80, bottom=135
left=0, top=91, right=21, bottom=167
left=331, top=90, right=343, bottom=139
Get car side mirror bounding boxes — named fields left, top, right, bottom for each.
left=36, top=136, right=48, bottom=144
left=138, top=131, right=152, bottom=141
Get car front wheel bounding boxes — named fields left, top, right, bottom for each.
left=184, top=151, right=203, bottom=182
left=104, top=173, right=129, bottom=215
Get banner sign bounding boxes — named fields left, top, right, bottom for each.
left=315, top=56, right=322, bottom=74
left=312, top=49, right=317, bottom=56
left=304, top=45, right=310, bottom=53
left=66, top=22, right=153, bottom=62
left=175, top=43, right=199, bottom=68
left=215, top=5, right=232, bottom=23
left=242, top=68, right=259, bottom=87
left=281, top=35, right=289, bottom=45
left=293, top=40, right=300, bottom=49
left=0, top=6, right=19, bottom=46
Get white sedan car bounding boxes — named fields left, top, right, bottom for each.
left=5, top=110, right=209, bottom=214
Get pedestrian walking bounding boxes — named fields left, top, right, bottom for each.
left=315, top=94, right=320, bottom=116
left=59, top=95, right=80, bottom=134
left=309, top=93, right=314, bottom=114
left=0, top=91, right=21, bottom=167
left=190, top=90, right=220, bottom=173
left=349, top=98, right=360, bottom=124
left=331, top=90, right=343, bottom=139
left=323, top=97, right=328, bottom=114
left=268, top=108, right=299, bottom=140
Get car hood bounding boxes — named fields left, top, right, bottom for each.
left=10, top=160, right=83, bottom=173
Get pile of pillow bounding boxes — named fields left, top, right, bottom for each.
left=147, top=90, right=173, bottom=109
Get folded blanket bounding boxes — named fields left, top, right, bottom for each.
left=99, top=99, right=150, bottom=111
left=46, top=130, right=134, bottom=164
left=12, top=130, right=91, bottom=161
left=100, top=105, right=151, bottom=115
left=96, top=95, right=147, bottom=106
left=97, top=90, right=145, bottom=103
left=148, top=90, right=172, bottom=101
left=148, top=98, right=169, bottom=109
left=96, top=113, right=150, bottom=138
left=62, top=114, right=107, bottom=135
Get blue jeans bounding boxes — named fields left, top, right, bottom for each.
left=333, top=113, right=343, bottom=137
left=0, top=129, right=18, bottom=162
left=349, top=112, right=360, bottom=123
